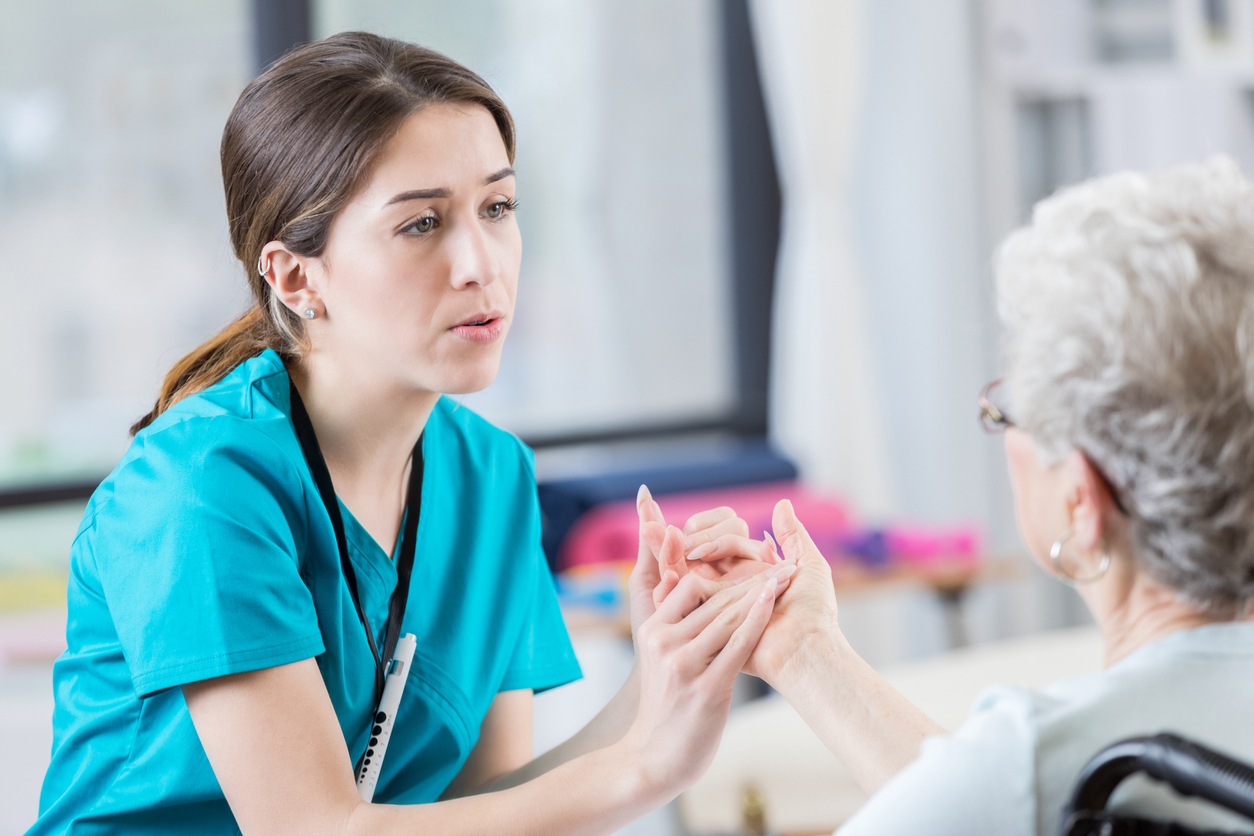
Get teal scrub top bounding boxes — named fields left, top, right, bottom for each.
left=29, top=349, right=582, bottom=835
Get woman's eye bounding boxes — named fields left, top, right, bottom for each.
left=404, top=215, right=437, bottom=234
left=484, top=199, right=516, bottom=220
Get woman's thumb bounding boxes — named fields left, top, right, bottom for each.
left=771, top=499, right=822, bottom=564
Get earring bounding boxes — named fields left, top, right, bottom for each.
left=257, top=255, right=270, bottom=277
left=302, top=308, right=317, bottom=320
left=1049, top=529, right=1111, bottom=586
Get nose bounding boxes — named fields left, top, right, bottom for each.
left=445, top=210, right=499, bottom=291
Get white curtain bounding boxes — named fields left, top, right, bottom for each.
left=749, top=0, right=896, bottom=517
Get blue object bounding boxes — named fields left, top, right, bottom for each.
left=30, top=350, right=582, bottom=835
left=555, top=573, right=626, bottom=611
left=839, top=528, right=890, bottom=568
left=537, top=437, right=797, bottom=569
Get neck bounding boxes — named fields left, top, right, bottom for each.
left=288, top=349, right=439, bottom=494
left=1085, top=555, right=1227, bottom=666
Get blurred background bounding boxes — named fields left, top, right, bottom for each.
left=3, top=0, right=1254, bottom=833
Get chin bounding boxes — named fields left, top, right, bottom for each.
left=433, top=362, right=502, bottom=396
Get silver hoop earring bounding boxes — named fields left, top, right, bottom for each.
left=302, top=308, right=316, bottom=320
left=1049, top=529, right=1111, bottom=586
left=257, top=255, right=270, bottom=277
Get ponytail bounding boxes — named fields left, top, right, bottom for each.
left=129, top=306, right=287, bottom=435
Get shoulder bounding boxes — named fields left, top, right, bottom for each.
left=426, top=396, right=536, bottom=484
left=87, top=350, right=305, bottom=523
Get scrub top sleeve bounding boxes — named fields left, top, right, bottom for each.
left=96, top=419, right=325, bottom=698
left=498, top=445, right=582, bottom=695
left=498, top=551, right=583, bottom=694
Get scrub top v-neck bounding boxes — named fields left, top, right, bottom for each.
left=30, top=349, right=582, bottom=836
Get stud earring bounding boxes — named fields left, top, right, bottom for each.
left=302, top=308, right=317, bottom=320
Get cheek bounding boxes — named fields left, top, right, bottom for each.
left=500, top=226, right=522, bottom=300
left=1004, top=431, right=1051, bottom=560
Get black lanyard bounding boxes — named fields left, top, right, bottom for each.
left=288, top=379, right=422, bottom=708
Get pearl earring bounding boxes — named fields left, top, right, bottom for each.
left=302, top=308, right=316, bottom=320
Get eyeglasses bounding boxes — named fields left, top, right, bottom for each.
left=978, top=378, right=1014, bottom=433
left=979, top=377, right=1131, bottom=516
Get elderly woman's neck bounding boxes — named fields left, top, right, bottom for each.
left=1089, top=567, right=1229, bottom=667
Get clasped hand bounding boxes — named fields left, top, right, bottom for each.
left=616, top=486, right=829, bottom=798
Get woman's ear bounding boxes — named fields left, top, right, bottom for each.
left=1064, top=450, right=1118, bottom=553
left=260, top=242, right=321, bottom=319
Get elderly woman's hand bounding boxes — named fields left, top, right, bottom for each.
left=740, top=499, right=946, bottom=795
left=742, top=499, right=841, bottom=686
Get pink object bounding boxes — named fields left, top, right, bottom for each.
left=884, top=524, right=983, bottom=566
left=0, top=608, right=67, bottom=667
left=560, top=481, right=852, bottom=568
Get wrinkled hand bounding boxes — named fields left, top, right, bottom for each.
left=628, top=485, right=779, bottom=639
left=620, top=560, right=797, bottom=795
left=743, top=499, right=841, bottom=686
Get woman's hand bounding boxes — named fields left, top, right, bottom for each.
left=618, top=558, right=798, bottom=796
left=629, top=486, right=779, bottom=638
left=742, top=499, right=946, bottom=795
left=743, top=498, right=842, bottom=686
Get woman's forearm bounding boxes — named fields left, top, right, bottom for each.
left=775, top=626, right=945, bottom=795
left=349, top=737, right=664, bottom=836
left=472, top=664, right=641, bottom=795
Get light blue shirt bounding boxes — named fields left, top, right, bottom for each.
left=837, top=621, right=1254, bottom=836
left=30, top=349, right=582, bottom=835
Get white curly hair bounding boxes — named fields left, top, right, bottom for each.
left=996, top=156, right=1254, bottom=617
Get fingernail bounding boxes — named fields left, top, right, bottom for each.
left=637, top=484, right=649, bottom=508
left=770, top=558, right=797, bottom=579
left=687, top=544, right=714, bottom=561
left=758, top=577, right=778, bottom=603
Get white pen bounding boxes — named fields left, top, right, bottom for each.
left=355, top=633, right=417, bottom=802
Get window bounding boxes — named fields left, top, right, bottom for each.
left=314, top=0, right=737, bottom=439
left=0, top=1, right=252, bottom=487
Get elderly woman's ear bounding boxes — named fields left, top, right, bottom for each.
left=1063, top=450, right=1123, bottom=559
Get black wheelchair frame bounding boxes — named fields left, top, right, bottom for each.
left=1062, top=733, right=1254, bottom=836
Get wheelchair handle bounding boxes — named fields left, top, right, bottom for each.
left=1063, top=732, right=1254, bottom=832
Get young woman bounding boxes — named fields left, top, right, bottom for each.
left=29, top=32, right=792, bottom=835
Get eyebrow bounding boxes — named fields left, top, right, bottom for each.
left=484, top=166, right=515, bottom=184
left=384, top=168, right=516, bottom=206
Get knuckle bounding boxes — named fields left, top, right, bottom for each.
left=676, top=573, right=702, bottom=596
left=645, top=632, right=668, bottom=657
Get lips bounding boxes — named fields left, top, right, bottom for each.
left=450, top=311, right=506, bottom=344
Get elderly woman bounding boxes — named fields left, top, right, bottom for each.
left=744, top=157, right=1254, bottom=835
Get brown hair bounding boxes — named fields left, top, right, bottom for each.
left=131, top=31, right=515, bottom=434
